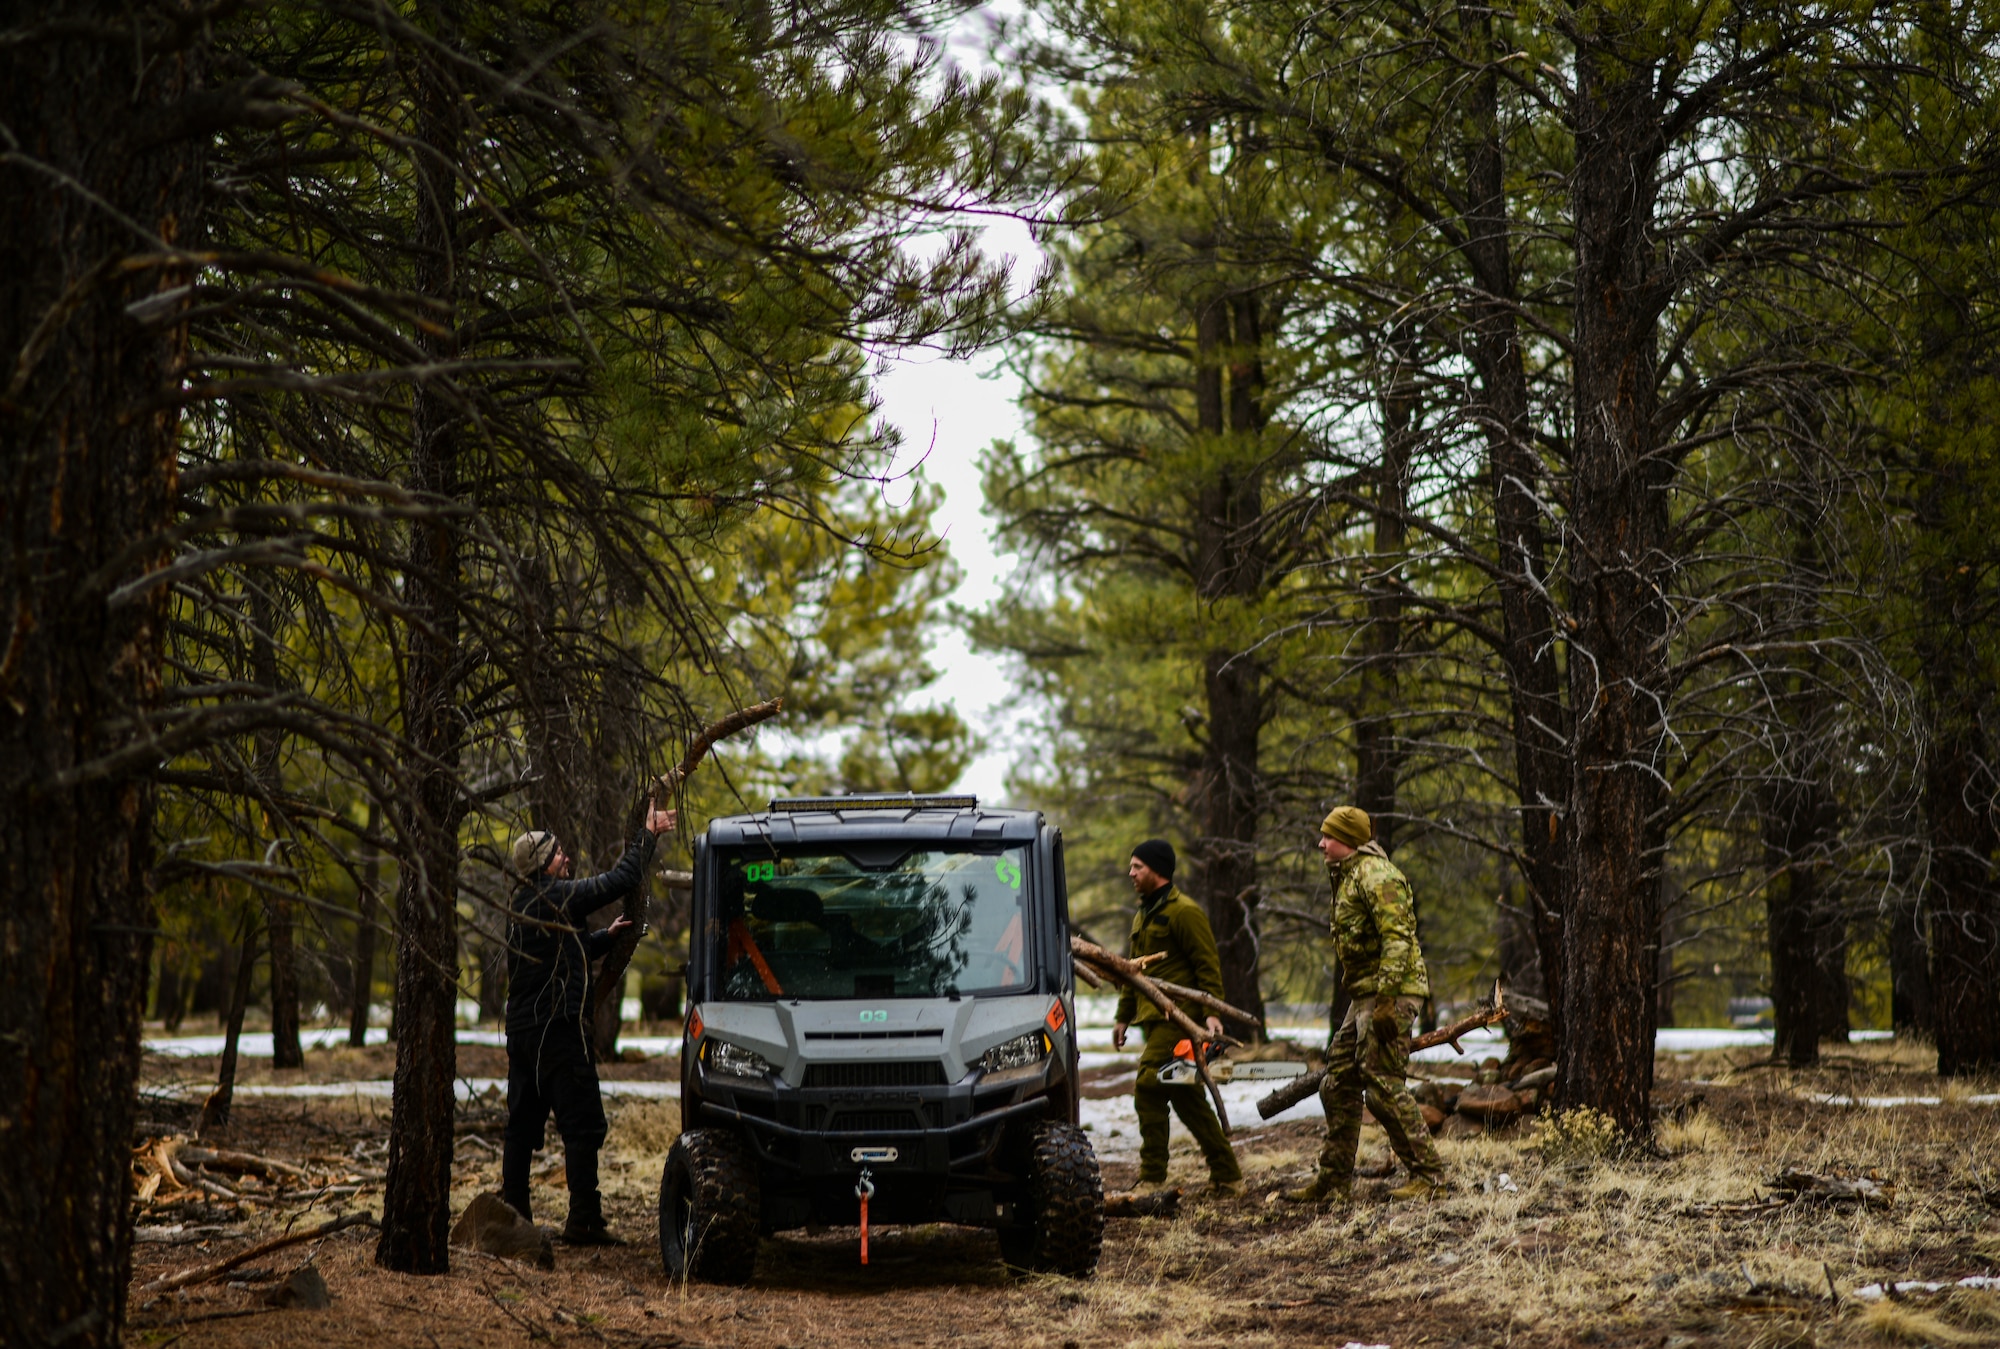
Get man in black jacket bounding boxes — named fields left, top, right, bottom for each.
left=500, top=798, right=675, bottom=1244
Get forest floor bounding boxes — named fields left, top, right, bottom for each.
left=126, top=1037, right=2000, bottom=1349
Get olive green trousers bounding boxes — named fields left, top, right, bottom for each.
left=1134, top=1021, right=1240, bottom=1184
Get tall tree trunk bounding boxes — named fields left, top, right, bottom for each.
left=1889, top=890, right=1934, bottom=1038
left=1765, top=861, right=1819, bottom=1065
left=1353, top=326, right=1417, bottom=850
left=349, top=804, right=381, bottom=1047
left=198, top=907, right=259, bottom=1136
left=1924, top=727, right=2000, bottom=1075
left=249, top=583, right=303, bottom=1067
left=1188, top=285, right=1270, bottom=1031
left=377, top=35, right=467, bottom=1275
left=1458, top=3, right=1569, bottom=1032
left=1811, top=890, right=1850, bottom=1044
left=1764, top=768, right=1840, bottom=1066
left=1913, top=454, right=2000, bottom=1076
left=1655, top=888, right=1677, bottom=1030
left=1557, top=28, right=1671, bottom=1134
left=0, top=12, right=205, bottom=1345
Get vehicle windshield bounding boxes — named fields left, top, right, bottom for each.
left=708, top=846, right=1030, bottom=1000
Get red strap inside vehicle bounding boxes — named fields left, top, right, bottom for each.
left=726, top=918, right=784, bottom=996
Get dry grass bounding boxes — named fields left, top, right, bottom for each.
left=1858, top=1299, right=1988, bottom=1344
left=606, top=1098, right=682, bottom=1157
left=128, top=1040, right=2000, bottom=1348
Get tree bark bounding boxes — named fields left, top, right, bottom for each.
left=349, top=804, right=381, bottom=1047
left=1354, top=324, right=1418, bottom=850
left=377, top=30, right=467, bottom=1275
left=1889, top=891, right=1934, bottom=1038
left=1924, top=727, right=2000, bottom=1076
left=249, top=583, right=302, bottom=1068
left=1913, top=454, right=2000, bottom=1076
left=197, top=908, right=258, bottom=1136
left=1457, top=2, right=1569, bottom=1035
left=1188, top=286, right=1270, bottom=1033
left=1765, top=770, right=1841, bottom=1066
left=1811, top=890, right=1851, bottom=1045
left=1556, top=23, right=1671, bottom=1134
left=0, top=11, right=206, bottom=1344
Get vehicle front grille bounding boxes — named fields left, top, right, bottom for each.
left=829, top=1110, right=925, bottom=1133
left=803, top=1060, right=948, bottom=1088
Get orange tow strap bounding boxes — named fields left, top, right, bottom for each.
left=856, top=1170, right=875, bottom=1265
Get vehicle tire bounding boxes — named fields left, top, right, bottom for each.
left=997, top=1121, right=1103, bottom=1277
left=659, top=1128, right=760, bottom=1283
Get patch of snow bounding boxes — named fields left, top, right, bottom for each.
left=1853, top=1276, right=2000, bottom=1300
left=145, top=1027, right=389, bottom=1057
left=1080, top=1075, right=1325, bottom=1160
left=151, top=1077, right=681, bottom=1103
left=1811, top=1092, right=2000, bottom=1108
left=141, top=1027, right=683, bottom=1058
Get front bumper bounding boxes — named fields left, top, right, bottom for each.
left=699, top=1094, right=1050, bottom=1176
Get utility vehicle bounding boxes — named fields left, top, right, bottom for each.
left=659, top=794, right=1104, bottom=1282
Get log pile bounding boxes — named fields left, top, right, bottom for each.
left=131, top=1134, right=383, bottom=1220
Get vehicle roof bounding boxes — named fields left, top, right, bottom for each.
left=704, top=795, right=1044, bottom=847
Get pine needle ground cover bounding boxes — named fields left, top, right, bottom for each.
left=128, top=1039, right=1999, bottom=1348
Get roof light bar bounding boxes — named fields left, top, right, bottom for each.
left=767, top=794, right=978, bottom=813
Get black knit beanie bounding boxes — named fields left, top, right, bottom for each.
left=1131, top=838, right=1176, bottom=880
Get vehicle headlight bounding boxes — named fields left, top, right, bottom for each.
left=980, top=1030, right=1049, bottom=1074
left=705, top=1039, right=775, bottom=1079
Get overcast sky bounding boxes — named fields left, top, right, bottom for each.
left=860, top=10, right=1049, bottom=805
left=872, top=219, right=1038, bottom=803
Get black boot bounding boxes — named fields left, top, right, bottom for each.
left=558, top=1148, right=623, bottom=1246
left=559, top=1198, right=625, bottom=1247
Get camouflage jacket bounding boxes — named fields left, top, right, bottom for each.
left=1327, top=842, right=1430, bottom=999
left=1113, top=884, right=1225, bottom=1026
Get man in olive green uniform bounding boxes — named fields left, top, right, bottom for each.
left=1286, top=806, right=1446, bottom=1203
left=1111, top=839, right=1243, bottom=1196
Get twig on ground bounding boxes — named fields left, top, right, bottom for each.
left=140, top=1211, right=378, bottom=1293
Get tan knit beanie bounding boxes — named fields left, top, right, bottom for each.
left=1320, top=806, right=1372, bottom=847
left=511, top=830, right=557, bottom=877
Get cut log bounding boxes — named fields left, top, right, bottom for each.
left=1453, top=1084, right=1526, bottom=1122
left=1071, top=959, right=1103, bottom=989
left=1255, top=991, right=1507, bottom=1120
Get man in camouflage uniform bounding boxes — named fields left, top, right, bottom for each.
left=1285, top=806, right=1447, bottom=1203
left=1111, top=838, right=1243, bottom=1196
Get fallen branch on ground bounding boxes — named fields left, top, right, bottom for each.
left=180, top=1144, right=312, bottom=1180
left=1104, top=1188, right=1181, bottom=1219
left=139, top=1210, right=378, bottom=1293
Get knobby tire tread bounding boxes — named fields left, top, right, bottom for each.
left=1004, top=1121, right=1103, bottom=1277
left=659, top=1128, right=760, bottom=1284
